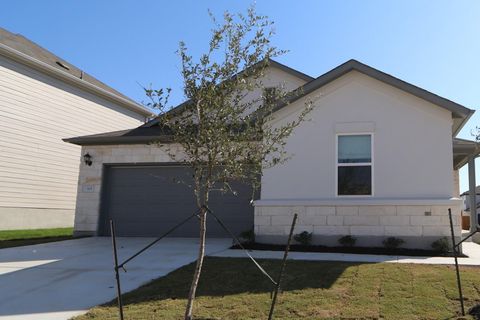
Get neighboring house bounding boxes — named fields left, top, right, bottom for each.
left=65, top=59, right=480, bottom=249
left=0, top=28, right=153, bottom=230
left=461, top=186, right=480, bottom=214
left=460, top=186, right=480, bottom=231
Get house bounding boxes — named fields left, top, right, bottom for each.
left=65, top=59, right=480, bottom=249
left=461, top=186, right=480, bottom=212
left=460, top=186, right=480, bottom=230
left=0, top=28, right=153, bottom=230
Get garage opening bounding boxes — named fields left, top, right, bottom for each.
left=99, top=165, right=255, bottom=237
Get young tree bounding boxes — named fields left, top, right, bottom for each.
left=146, top=7, right=312, bottom=320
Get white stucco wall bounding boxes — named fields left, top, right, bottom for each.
left=241, top=66, right=309, bottom=112
left=261, top=70, right=454, bottom=200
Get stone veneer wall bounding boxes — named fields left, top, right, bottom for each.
left=254, top=203, right=462, bottom=249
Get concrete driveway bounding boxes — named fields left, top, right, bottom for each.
left=0, top=237, right=231, bottom=320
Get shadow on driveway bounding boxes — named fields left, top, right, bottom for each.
left=0, top=237, right=231, bottom=320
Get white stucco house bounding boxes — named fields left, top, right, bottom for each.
left=461, top=186, right=480, bottom=213
left=65, top=59, right=480, bottom=249
left=0, top=28, right=153, bottom=230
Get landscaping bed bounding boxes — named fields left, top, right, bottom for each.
left=232, top=242, right=466, bottom=257
left=73, top=257, right=480, bottom=319
left=0, top=227, right=75, bottom=249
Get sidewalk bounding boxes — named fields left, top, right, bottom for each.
left=211, top=241, right=480, bottom=266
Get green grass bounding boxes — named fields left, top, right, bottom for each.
left=0, top=227, right=74, bottom=248
left=74, top=257, right=480, bottom=320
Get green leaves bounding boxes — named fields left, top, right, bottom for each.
left=144, top=6, right=311, bottom=205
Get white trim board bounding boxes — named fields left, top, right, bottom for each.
left=254, top=198, right=463, bottom=207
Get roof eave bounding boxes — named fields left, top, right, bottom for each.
left=272, top=59, right=474, bottom=136
left=268, top=59, right=314, bottom=82
left=349, top=60, right=473, bottom=118
left=140, top=58, right=314, bottom=128
left=453, top=109, right=475, bottom=137
left=63, top=135, right=173, bottom=146
left=453, top=138, right=480, bottom=170
left=0, top=43, right=153, bottom=118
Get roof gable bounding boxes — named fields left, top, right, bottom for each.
left=273, top=59, right=474, bottom=136
left=141, top=58, right=313, bottom=128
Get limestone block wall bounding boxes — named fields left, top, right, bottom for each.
left=254, top=202, right=462, bottom=249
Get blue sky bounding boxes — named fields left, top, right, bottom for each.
left=1, top=1, right=479, bottom=193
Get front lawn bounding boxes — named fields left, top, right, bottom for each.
left=74, top=257, right=480, bottom=319
left=0, top=227, right=74, bottom=248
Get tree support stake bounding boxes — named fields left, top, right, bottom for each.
left=110, top=220, right=124, bottom=320
left=448, top=208, right=478, bottom=316
left=268, top=213, right=297, bottom=320
left=109, top=210, right=199, bottom=320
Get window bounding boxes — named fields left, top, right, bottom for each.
left=336, top=134, right=373, bottom=196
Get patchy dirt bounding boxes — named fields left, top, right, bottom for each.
left=469, top=304, right=480, bottom=319
left=232, top=242, right=467, bottom=257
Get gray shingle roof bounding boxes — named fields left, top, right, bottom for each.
left=63, top=126, right=173, bottom=145
left=271, top=59, right=474, bottom=136
left=64, top=59, right=476, bottom=146
left=461, top=186, right=480, bottom=196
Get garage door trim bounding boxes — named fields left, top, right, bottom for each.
left=98, top=162, right=255, bottom=237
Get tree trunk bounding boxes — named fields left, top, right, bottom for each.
left=184, top=206, right=207, bottom=320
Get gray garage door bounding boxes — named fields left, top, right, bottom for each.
left=100, top=165, right=255, bottom=237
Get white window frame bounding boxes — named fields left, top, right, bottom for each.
left=335, top=133, right=374, bottom=197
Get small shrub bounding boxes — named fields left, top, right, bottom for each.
left=382, top=237, right=404, bottom=249
left=239, top=229, right=255, bottom=244
left=431, top=237, right=451, bottom=253
left=338, top=235, right=357, bottom=247
left=294, top=231, right=313, bottom=246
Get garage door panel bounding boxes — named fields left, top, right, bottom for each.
left=101, top=165, right=254, bottom=237
left=107, top=217, right=252, bottom=237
